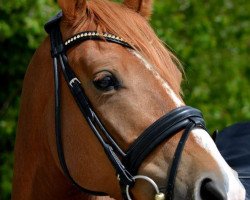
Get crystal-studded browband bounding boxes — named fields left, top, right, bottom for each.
left=64, top=31, right=133, bottom=51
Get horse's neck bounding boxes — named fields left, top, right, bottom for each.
left=11, top=39, right=113, bottom=200
left=12, top=127, right=111, bottom=200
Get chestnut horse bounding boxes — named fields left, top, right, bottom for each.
left=12, top=0, right=245, bottom=200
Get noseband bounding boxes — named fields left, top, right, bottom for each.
left=45, top=12, right=206, bottom=200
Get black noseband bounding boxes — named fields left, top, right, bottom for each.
left=45, top=12, right=207, bottom=200
left=123, top=106, right=205, bottom=199
left=124, top=106, right=205, bottom=174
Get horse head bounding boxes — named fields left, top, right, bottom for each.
left=12, top=0, right=245, bottom=200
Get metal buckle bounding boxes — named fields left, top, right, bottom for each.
left=69, top=78, right=81, bottom=87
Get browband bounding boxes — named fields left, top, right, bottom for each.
left=64, top=31, right=132, bottom=50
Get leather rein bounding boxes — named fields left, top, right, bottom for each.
left=44, top=12, right=206, bottom=200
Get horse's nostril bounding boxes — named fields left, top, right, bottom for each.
left=200, top=178, right=226, bottom=200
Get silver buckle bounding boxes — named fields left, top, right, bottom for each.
left=69, top=78, right=81, bottom=87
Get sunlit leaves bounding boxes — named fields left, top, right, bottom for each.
left=151, top=0, right=250, bottom=131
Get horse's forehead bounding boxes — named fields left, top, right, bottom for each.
left=69, top=41, right=143, bottom=74
left=71, top=40, right=127, bottom=61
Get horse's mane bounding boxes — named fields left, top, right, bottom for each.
left=80, top=0, right=183, bottom=92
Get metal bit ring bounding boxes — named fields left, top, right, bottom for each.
left=125, top=175, right=165, bottom=200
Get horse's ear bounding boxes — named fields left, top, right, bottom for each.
left=58, top=0, right=86, bottom=21
left=123, top=0, right=153, bottom=20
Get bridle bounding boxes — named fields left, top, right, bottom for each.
left=45, top=12, right=206, bottom=200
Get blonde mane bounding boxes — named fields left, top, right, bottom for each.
left=77, top=0, right=183, bottom=93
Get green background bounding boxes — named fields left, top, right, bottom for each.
left=0, top=0, right=249, bottom=199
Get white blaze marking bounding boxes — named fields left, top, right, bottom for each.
left=192, top=128, right=246, bottom=200
left=131, top=51, right=184, bottom=107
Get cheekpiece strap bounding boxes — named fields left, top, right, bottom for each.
left=44, top=11, right=134, bottom=196
left=44, top=12, right=107, bottom=196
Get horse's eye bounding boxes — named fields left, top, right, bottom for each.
left=93, top=72, right=120, bottom=91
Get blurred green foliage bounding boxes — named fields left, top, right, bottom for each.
left=0, top=0, right=249, bottom=199
left=152, top=0, right=250, bottom=129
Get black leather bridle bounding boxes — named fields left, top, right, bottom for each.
left=44, top=12, right=207, bottom=200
